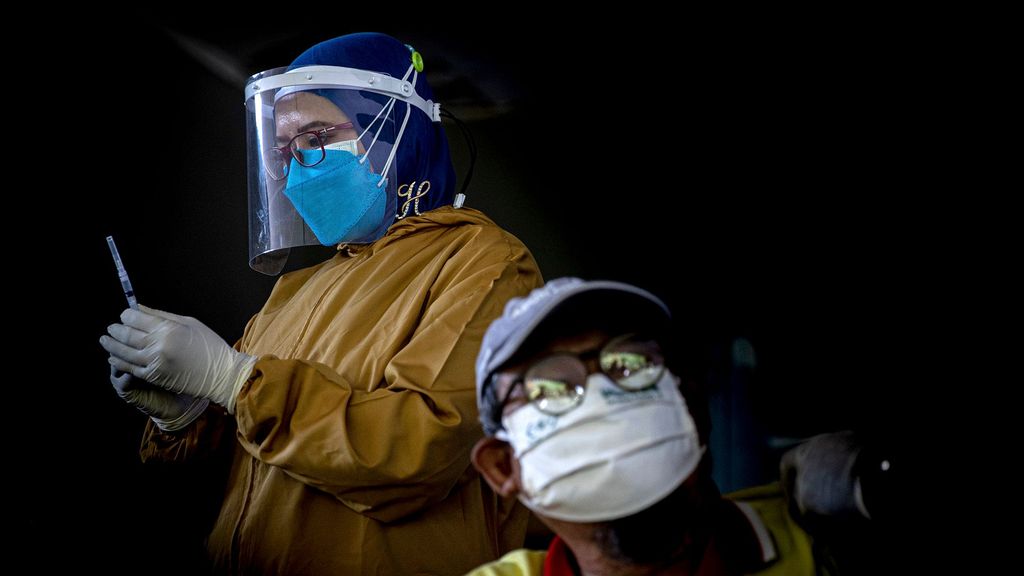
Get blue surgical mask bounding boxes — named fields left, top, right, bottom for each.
left=283, top=146, right=387, bottom=246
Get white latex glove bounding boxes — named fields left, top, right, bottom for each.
left=109, top=366, right=209, bottom=431
left=780, top=430, right=870, bottom=519
left=99, top=305, right=257, bottom=414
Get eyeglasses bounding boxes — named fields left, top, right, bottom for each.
left=491, top=334, right=665, bottom=425
left=263, top=122, right=355, bottom=181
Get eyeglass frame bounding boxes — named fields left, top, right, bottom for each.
left=264, top=121, right=356, bottom=180
left=488, top=333, right=665, bottom=430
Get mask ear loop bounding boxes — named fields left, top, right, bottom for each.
left=358, top=97, right=396, bottom=164
left=378, top=100, right=411, bottom=188
left=375, top=64, right=417, bottom=188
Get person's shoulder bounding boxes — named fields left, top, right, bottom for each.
left=443, top=207, right=522, bottom=240
left=430, top=207, right=533, bottom=261
left=725, top=482, right=818, bottom=576
left=463, top=548, right=546, bottom=576
left=725, top=481, right=793, bottom=533
left=726, top=481, right=786, bottom=504
left=384, top=208, right=538, bottom=281
left=389, top=207, right=517, bottom=244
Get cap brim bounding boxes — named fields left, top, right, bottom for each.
left=485, top=281, right=671, bottom=379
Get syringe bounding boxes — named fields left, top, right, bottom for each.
left=106, top=236, right=139, bottom=310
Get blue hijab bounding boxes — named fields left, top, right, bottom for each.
left=289, top=33, right=455, bottom=214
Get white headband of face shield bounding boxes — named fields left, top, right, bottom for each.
left=498, top=370, right=705, bottom=523
left=251, top=65, right=441, bottom=122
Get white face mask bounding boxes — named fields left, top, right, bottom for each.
left=499, top=370, right=704, bottom=523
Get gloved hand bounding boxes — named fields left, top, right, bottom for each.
left=99, top=305, right=257, bottom=415
left=109, top=366, right=209, bottom=431
left=780, top=430, right=870, bottom=520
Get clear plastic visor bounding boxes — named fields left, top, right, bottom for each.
left=245, top=67, right=399, bottom=274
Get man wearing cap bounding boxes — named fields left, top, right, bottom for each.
left=467, top=277, right=824, bottom=575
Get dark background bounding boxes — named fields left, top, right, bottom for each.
left=20, top=12, right=958, bottom=572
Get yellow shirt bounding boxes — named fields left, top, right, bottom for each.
left=466, top=549, right=546, bottom=576
left=141, top=207, right=542, bottom=575
left=465, top=484, right=818, bottom=576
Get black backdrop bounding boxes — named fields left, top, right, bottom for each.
left=20, top=14, right=940, bottom=572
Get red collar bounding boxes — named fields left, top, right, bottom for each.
left=543, top=535, right=732, bottom=576
left=541, top=499, right=771, bottom=576
left=543, top=536, right=577, bottom=576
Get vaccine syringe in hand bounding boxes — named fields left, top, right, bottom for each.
left=106, top=236, right=138, bottom=310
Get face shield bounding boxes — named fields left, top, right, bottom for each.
left=244, top=64, right=440, bottom=275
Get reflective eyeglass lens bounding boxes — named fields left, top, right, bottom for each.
left=290, top=135, right=325, bottom=167
left=525, top=355, right=587, bottom=414
left=600, top=335, right=664, bottom=390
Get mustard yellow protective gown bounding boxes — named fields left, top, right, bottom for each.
left=140, top=207, right=542, bottom=575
